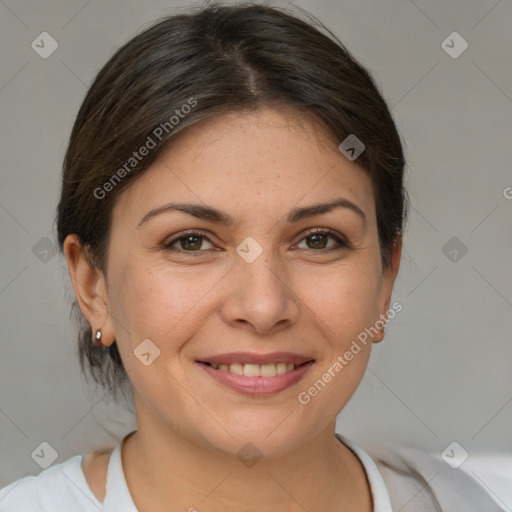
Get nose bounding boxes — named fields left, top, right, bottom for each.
left=220, top=251, right=301, bottom=335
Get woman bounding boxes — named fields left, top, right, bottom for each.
left=1, top=3, right=411, bottom=510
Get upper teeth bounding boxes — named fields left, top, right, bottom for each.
left=210, top=362, right=296, bottom=377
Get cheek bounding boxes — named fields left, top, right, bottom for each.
left=106, top=262, right=196, bottom=400
left=298, top=260, right=382, bottom=342
left=108, top=260, right=225, bottom=355
left=293, top=264, right=380, bottom=421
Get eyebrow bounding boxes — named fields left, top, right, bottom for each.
left=137, top=197, right=367, bottom=228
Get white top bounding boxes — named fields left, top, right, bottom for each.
left=0, top=432, right=393, bottom=511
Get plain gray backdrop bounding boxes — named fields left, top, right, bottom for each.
left=1, top=0, right=511, bottom=504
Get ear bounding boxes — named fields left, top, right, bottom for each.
left=373, top=234, right=402, bottom=343
left=63, top=234, right=115, bottom=347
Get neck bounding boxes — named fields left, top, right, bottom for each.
left=121, top=403, right=372, bottom=511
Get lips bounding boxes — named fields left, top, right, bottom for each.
left=194, top=351, right=315, bottom=395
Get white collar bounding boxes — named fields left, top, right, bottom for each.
left=336, top=433, right=393, bottom=511
left=102, top=431, right=138, bottom=511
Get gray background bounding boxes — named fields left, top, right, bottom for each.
left=1, top=0, right=511, bottom=505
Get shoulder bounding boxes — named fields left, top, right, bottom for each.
left=0, top=451, right=105, bottom=512
left=375, top=447, right=511, bottom=512
left=374, top=452, right=441, bottom=512
left=337, top=435, right=508, bottom=512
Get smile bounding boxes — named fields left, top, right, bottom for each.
left=195, top=360, right=314, bottom=396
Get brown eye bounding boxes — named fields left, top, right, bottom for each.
left=163, top=231, right=215, bottom=253
left=295, top=229, right=348, bottom=252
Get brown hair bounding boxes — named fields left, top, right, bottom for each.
left=55, top=2, right=408, bottom=400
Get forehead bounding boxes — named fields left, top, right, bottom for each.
left=111, top=107, right=375, bottom=229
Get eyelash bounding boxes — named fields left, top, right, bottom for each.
left=162, top=228, right=349, bottom=256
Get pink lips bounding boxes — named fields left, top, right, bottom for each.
left=195, top=358, right=315, bottom=396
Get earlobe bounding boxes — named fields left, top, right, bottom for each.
left=373, top=319, right=386, bottom=343
left=63, top=234, right=115, bottom=346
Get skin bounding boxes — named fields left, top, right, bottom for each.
left=65, top=107, right=401, bottom=511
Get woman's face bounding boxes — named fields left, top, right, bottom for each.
left=100, top=107, right=400, bottom=456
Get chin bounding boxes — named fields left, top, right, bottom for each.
left=197, top=418, right=312, bottom=461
